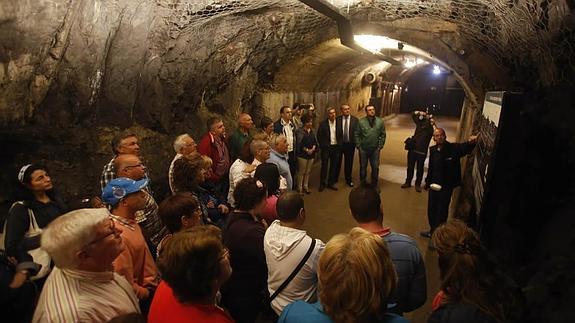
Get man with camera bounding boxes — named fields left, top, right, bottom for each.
left=402, top=108, right=435, bottom=192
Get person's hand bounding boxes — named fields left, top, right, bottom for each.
left=260, top=218, right=269, bottom=229
left=7, top=256, right=17, bottom=266
left=218, top=204, right=229, bottom=214
left=206, top=200, right=215, bottom=208
left=90, top=196, right=105, bottom=208
left=468, top=135, right=478, bottom=144
left=9, top=271, right=28, bottom=289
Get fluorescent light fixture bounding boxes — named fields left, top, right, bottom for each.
left=354, top=35, right=398, bottom=53
left=328, top=0, right=362, bottom=6
left=403, top=57, right=426, bottom=69
left=404, top=60, right=417, bottom=68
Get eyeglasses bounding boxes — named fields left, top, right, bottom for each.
left=123, top=164, right=145, bottom=171
left=85, top=219, right=118, bottom=247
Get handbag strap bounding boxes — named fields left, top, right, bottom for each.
left=269, top=238, right=316, bottom=301
left=28, top=208, right=39, bottom=231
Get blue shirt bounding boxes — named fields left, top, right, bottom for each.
left=267, top=149, right=293, bottom=190
left=279, top=301, right=409, bottom=323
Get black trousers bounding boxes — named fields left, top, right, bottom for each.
left=427, top=188, right=453, bottom=233
left=406, top=150, right=426, bottom=186
left=320, top=145, right=341, bottom=186
left=288, top=150, right=297, bottom=189
left=338, top=142, right=355, bottom=184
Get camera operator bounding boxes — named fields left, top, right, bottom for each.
left=401, top=108, right=435, bottom=192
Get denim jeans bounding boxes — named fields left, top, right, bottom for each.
left=359, top=148, right=381, bottom=186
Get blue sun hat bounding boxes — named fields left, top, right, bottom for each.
left=102, top=177, right=148, bottom=206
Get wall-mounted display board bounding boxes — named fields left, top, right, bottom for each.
left=472, top=91, right=523, bottom=246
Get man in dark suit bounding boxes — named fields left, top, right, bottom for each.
left=316, top=107, right=340, bottom=191
left=336, top=104, right=359, bottom=187
left=273, top=106, right=297, bottom=188
left=420, top=128, right=477, bottom=238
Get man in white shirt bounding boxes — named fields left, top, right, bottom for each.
left=168, top=133, right=197, bottom=194
left=264, top=191, right=325, bottom=315
left=316, top=107, right=340, bottom=191
left=33, top=208, right=140, bottom=322
left=336, top=104, right=359, bottom=187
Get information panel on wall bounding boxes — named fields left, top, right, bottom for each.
left=471, top=91, right=523, bottom=239
left=472, top=92, right=504, bottom=219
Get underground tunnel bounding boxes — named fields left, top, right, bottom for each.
left=1, top=0, right=575, bottom=321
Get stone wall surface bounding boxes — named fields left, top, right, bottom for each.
left=1, top=0, right=575, bottom=321
left=0, top=1, right=341, bottom=202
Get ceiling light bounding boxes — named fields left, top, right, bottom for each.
left=354, top=35, right=398, bottom=53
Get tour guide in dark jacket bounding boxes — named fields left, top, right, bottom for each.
left=422, top=128, right=477, bottom=238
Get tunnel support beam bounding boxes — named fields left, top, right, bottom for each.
left=298, top=0, right=401, bottom=65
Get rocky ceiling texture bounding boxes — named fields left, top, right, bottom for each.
left=1, top=0, right=573, bottom=128
left=0, top=0, right=573, bottom=197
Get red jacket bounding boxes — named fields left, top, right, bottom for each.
left=197, top=132, right=229, bottom=182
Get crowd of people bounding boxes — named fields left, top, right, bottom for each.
left=0, top=103, right=521, bottom=323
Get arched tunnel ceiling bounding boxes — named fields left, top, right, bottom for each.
left=169, top=0, right=572, bottom=97
left=0, top=0, right=573, bottom=127
left=272, top=39, right=386, bottom=91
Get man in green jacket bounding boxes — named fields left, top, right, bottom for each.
left=228, top=113, right=254, bottom=161
left=355, top=105, right=386, bottom=188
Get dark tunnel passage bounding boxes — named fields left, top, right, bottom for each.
left=1, top=0, right=575, bottom=321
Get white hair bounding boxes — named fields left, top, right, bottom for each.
left=269, top=133, right=286, bottom=150
left=41, top=208, right=109, bottom=269
left=173, top=134, right=191, bottom=153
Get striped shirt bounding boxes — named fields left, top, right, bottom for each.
left=168, top=153, right=183, bottom=194
left=33, top=268, right=140, bottom=323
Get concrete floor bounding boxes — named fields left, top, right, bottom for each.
left=300, top=113, right=460, bottom=323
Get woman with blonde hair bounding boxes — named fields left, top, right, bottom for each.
left=279, top=227, right=408, bottom=323
left=429, top=220, right=522, bottom=323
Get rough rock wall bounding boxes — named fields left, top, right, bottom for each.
left=0, top=0, right=339, bottom=203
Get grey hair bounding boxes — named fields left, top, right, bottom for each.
left=250, top=139, right=268, bottom=155
left=41, top=208, right=109, bottom=269
left=173, top=134, right=191, bottom=153
left=269, top=133, right=286, bottom=150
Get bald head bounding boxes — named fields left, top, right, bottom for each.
left=251, top=139, right=270, bottom=162
left=115, top=154, right=145, bottom=180
left=238, top=113, right=254, bottom=132
left=433, top=128, right=446, bottom=145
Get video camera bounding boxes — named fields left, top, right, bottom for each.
left=426, top=104, right=439, bottom=115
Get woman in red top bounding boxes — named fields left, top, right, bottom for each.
left=148, top=226, right=234, bottom=323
